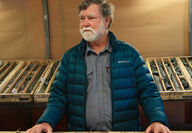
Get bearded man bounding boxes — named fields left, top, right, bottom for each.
left=27, top=0, right=170, bottom=133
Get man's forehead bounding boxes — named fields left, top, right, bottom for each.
left=79, top=11, right=98, bottom=17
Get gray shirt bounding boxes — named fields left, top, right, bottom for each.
left=85, top=42, right=112, bottom=131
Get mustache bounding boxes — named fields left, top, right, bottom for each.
left=80, top=27, right=95, bottom=33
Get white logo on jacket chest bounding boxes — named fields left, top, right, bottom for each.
left=118, top=60, right=129, bottom=64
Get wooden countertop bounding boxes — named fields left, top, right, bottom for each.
left=0, top=131, right=191, bottom=133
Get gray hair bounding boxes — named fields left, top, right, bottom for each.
left=78, top=0, right=115, bottom=28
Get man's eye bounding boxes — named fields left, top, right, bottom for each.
left=80, top=17, right=85, bottom=20
left=89, top=17, right=95, bottom=20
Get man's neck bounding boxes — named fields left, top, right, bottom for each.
left=88, top=32, right=108, bottom=54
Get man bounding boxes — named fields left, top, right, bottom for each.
left=27, top=0, right=171, bottom=133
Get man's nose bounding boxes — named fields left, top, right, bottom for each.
left=82, top=19, right=90, bottom=27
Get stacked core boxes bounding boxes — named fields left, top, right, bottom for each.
left=0, top=60, right=59, bottom=103
left=146, top=56, right=192, bottom=100
left=1, top=57, right=192, bottom=102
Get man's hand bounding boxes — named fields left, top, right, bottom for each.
left=26, top=123, right=52, bottom=133
left=145, top=122, right=171, bottom=133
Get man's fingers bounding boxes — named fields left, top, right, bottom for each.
left=26, top=128, right=31, bottom=133
left=145, top=122, right=171, bottom=133
left=47, top=128, right=53, bottom=133
left=26, top=123, right=52, bottom=133
left=145, top=125, right=152, bottom=133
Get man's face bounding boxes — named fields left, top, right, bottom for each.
left=79, top=4, right=108, bottom=42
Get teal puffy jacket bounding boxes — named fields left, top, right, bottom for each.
left=37, top=32, right=169, bottom=131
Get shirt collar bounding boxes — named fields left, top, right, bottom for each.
left=85, top=40, right=112, bottom=56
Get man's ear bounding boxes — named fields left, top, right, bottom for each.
left=104, top=17, right=111, bottom=28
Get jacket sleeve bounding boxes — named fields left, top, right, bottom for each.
left=132, top=47, right=169, bottom=127
left=37, top=53, right=68, bottom=128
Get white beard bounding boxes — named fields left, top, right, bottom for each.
left=80, top=20, right=106, bottom=42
